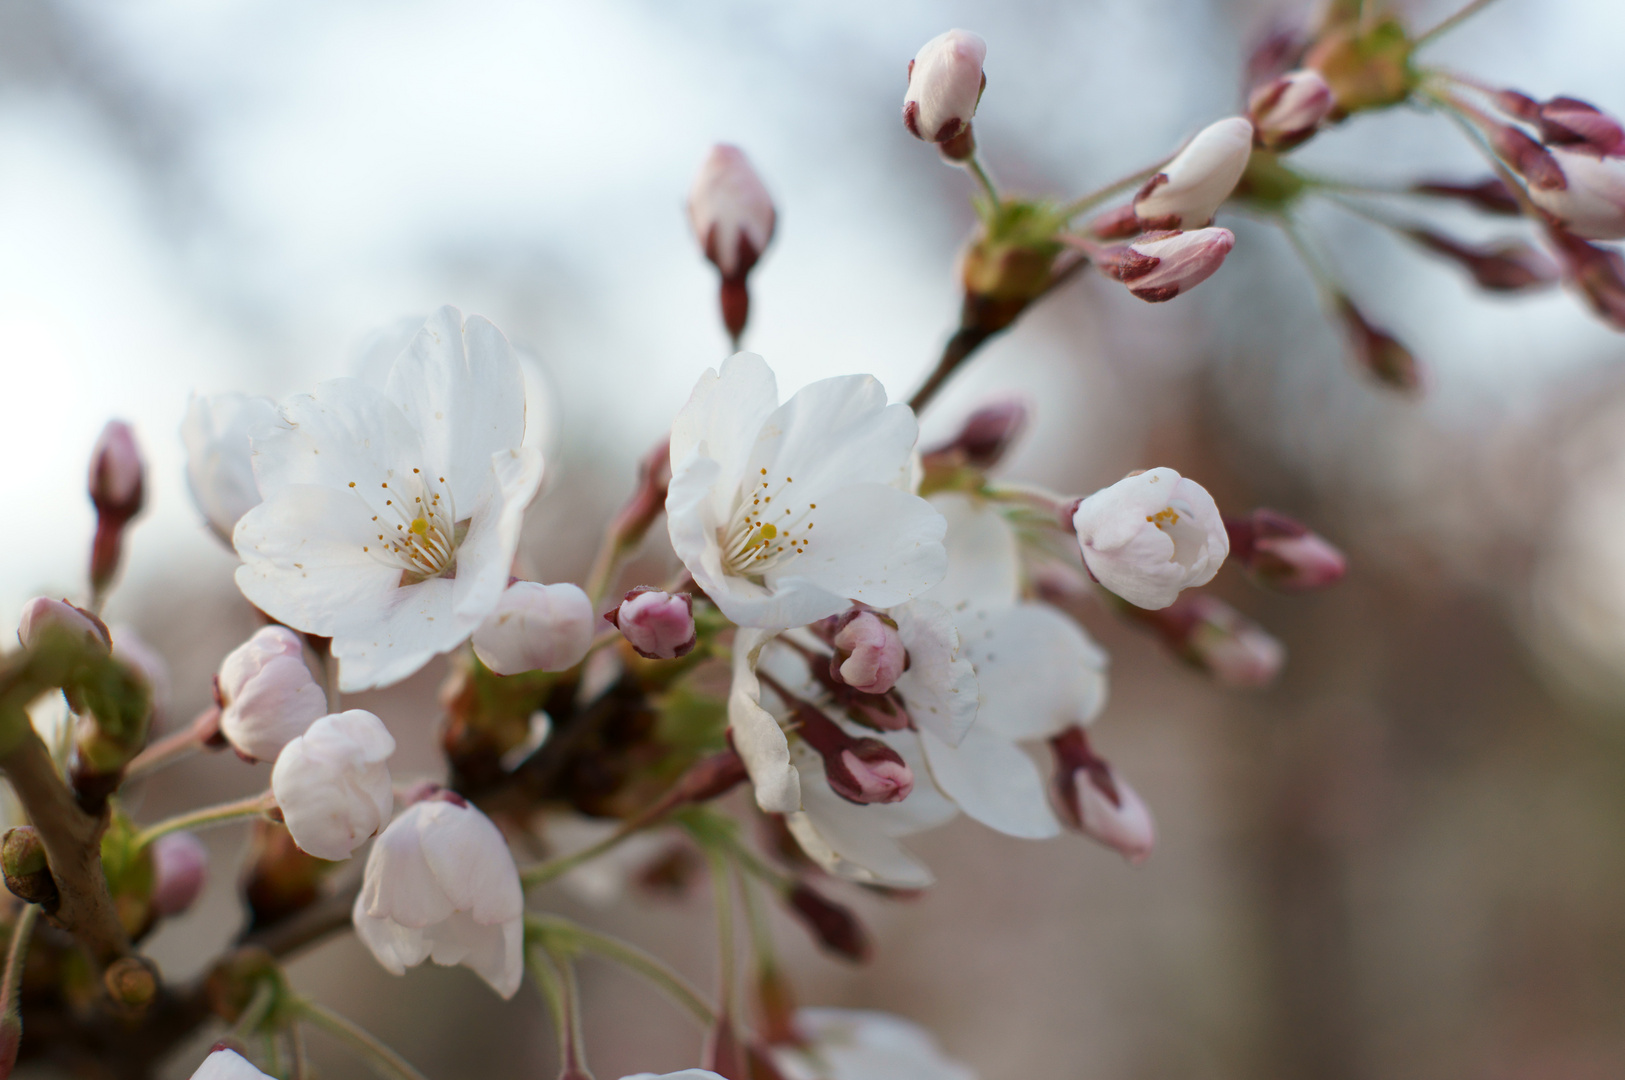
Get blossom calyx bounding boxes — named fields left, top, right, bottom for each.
left=1225, top=509, right=1347, bottom=591
left=608, top=587, right=697, bottom=660
left=793, top=705, right=913, bottom=805
left=271, top=710, right=395, bottom=861
left=1133, top=118, right=1253, bottom=230
left=1527, top=94, right=1625, bottom=156
left=17, top=597, right=111, bottom=655
left=1248, top=69, right=1334, bottom=151
left=902, top=30, right=987, bottom=148
left=151, top=832, right=209, bottom=917
left=472, top=581, right=594, bottom=675
left=1302, top=17, right=1414, bottom=118
left=1050, top=727, right=1154, bottom=863
left=217, top=627, right=327, bottom=763
left=829, top=609, right=906, bottom=695
left=1068, top=468, right=1228, bottom=610
left=1097, top=227, right=1235, bottom=303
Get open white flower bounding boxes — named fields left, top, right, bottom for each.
left=774, top=1009, right=978, bottom=1080
left=271, top=710, right=395, bottom=861
left=1069, top=467, right=1227, bottom=610
left=353, top=794, right=525, bottom=998
left=182, top=392, right=276, bottom=544
left=667, top=353, right=947, bottom=630
left=234, top=306, right=545, bottom=692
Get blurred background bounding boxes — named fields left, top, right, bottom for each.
left=6, top=0, right=1625, bottom=1077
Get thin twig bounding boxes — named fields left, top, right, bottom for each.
left=134, top=791, right=275, bottom=850
left=1414, top=0, right=1504, bottom=48
left=529, top=915, right=715, bottom=1025
left=297, top=999, right=432, bottom=1080
left=1058, top=159, right=1169, bottom=220
left=0, top=904, right=40, bottom=1029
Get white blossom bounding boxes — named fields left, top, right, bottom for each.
left=182, top=392, right=276, bottom=544
left=471, top=581, right=595, bottom=675
left=189, top=1049, right=273, bottom=1080
left=667, top=353, right=947, bottom=630
left=353, top=795, right=525, bottom=998
left=1070, top=468, right=1228, bottom=610
left=217, top=626, right=327, bottom=762
left=1134, top=117, right=1254, bottom=229
left=234, top=306, right=545, bottom=692
left=902, top=30, right=987, bottom=144
left=773, top=1009, right=978, bottom=1080
left=271, top=710, right=395, bottom=861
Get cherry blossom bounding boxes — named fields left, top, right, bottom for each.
left=271, top=710, right=395, bottom=861
left=1069, top=468, right=1228, bottom=610
left=181, top=393, right=276, bottom=544
left=471, top=581, right=595, bottom=675
left=216, top=626, right=327, bottom=762
left=902, top=30, right=987, bottom=145
left=1134, top=117, right=1254, bottom=229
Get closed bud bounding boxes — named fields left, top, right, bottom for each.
left=17, top=596, right=111, bottom=654
left=104, top=955, right=159, bottom=1011
left=902, top=29, right=987, bottom=148
left=1225, top=509, right=1347, bottom=592
left=1050, top=727, right=1155, bottom=863
left=921, top=398, right=1030, bottom=472
left=217, top=626, right=327, bottom=762
left=1133, top=118, right=1254, bottom=229
left=271, top=710, right=395, bottom=861
left=472, top=581, right=595, bottom=675
left=1527, top=147, right=1625, bottom=241
left=88, top=420, right=145, bottom=595
left=608, top=587, right=697, bottom=660
left=1548, top=227, right=1625, bottom=330
left=829, top=610, right=906, bottom=695
left=786, top=882, right=873, bottom=962
left=1537, top=96, right=1625, bottom=157
left=1336, top=297, right=1421, bottom=391
left=1491, top=124, right=1566, bottom=192
left=1097, top=227, right=1235, bottom=303
left=2, top=826, right=58, bottom=910
left=1068, top=467, right=1228, bottom=610
left=1248, top=69, right=1334, bottom=151
left=1123, top=592, right=1284, bottom=687
left=1402, top=229, right=1559, bottom=293
left=1411, top=177, right=1523, bottom=216
left=689, top=145, right=775, bottom=343
left=794, top=705, right=912, bottom=805
left=151, top=831, right=209, bottom=917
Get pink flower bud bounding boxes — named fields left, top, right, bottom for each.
left=89, top=420, right=144, bottom=520
left=17, top=596, right=110, bottom=653
left=689, top=145, right=776, bottom=343
left=786, top=883, right=873, bottom=962
left=1050, top=727, right=1154, bottom=864
left=1248, top=69, right=1334, bottom=151
left=607, top=587, right=697, bottom=660
left=1225, top=509, right=1347, bottom=592
left=1411, top=177, right=1522, bottom=216
left=1186, top=597, right=1285, bottom=687
left=1548, top=227, right=1625, bottom=330
left=1528, top=147, right=1625, bottom=241
left=1099, top=227, right=1235, bottom=303
left=472, top=581, right=594, bottom=675
left=1133, top=117, right=1254, bottom=229
left=272, top=710, right=395, bottom=861
left=216, top=626, right=327, bottom=762
left=1492, top=124, right=1566, bottom=192
left=795, top=705, right=913, bottom=805
left=1336, top=297, right=1420, bottom=391
left=830, top=610, right=906, bottom=695
left=920, top=398, right=1030, bottom=471
left=151, top=831, right=208, bottom=917
left=1068, top=467, right=1228, bottom=609
left=1537, top=96, right=1625, bottom=157
left=1402, top=228, right=1559, bottom=293
left=902, top=29, right=987, bottom=145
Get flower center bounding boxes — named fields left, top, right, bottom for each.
left=354, top=469, right=468, bottom=584
left=1147, top=500, right=1206, bottom=568
left=720, top=469, right=816, bottom=578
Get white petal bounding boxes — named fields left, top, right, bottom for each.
left=728, top=628, right=801, bottom=813
left=424, top=910, right=524, bottom=998
left=923, top=492, right=1021, bottom=611
left=920, top=725, right=1060, bottom=839
left=250, top=377, right=425, bottom=499
left=743, top=374, right=918, bottom=502
left=189, top=1049, right=276, bottom=1080
left=964, top=603, right=1108, bottom=740
left=768, top=484, right=947, bottom=613
left=668, top=353, right=780, bottom=504
left=450, top=446, right=546, bottom=624
left=417, top=802, right=524, bottom=924
left=891, top=600, right=978, bottom=746
left=182, top=392, right=276, bottom=544
left=360, top=806, right=456, bottom=928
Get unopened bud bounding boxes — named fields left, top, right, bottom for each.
left=472, top=581, right=595, bottom=675
left=216, top=626, right=326, bottom=762
left=786, top=882, right=873, bottom=962
left=689, top=145, right=775, bottom=342
left=1491, top=124, right=1566, bottom=192
left=88, top=420, right=145, bottom=595
left=1402, top=229, right=1559, bottom=293
left=1224, top=509, right=1347, bottom=592
left=830, top=610, right=906, bottom=695
left=1127, top=592, right=1285, bottom=687
left=607, top=587, right=697, bottom=660
left=648, top=748, right=749, bottom=817
left=17, top=596, right=111, bottom=654
left=1411, top=177, right=1522, bottom=216
left=104, top=955, right=159, bottom=1011
left=1536, top=96, right=1625, bottom=156
left=1068, top=468, right=1228, bottom=610
left=921, top=398, right=1030, bottom=472
left=794, top=706, right=912, bottom=805
left=1248, top=69, right=1334, bottom=151
left=1097, top=227, right=1235, bottom=303
left=2, top=827, right=58, bottom=910
left=1526, top=148, right=1625, bottom=241
left=1336, top=297, right=1420, bottom=391
left=1133, top=118, right=1254, bottom=229
left=1050, top=727, right=1155, bottom=863
left=1548, top=227, right=1625, bottom=330
left=902, top=29, right=987, bottom=149
left=151, top=831, right=209, bottom=918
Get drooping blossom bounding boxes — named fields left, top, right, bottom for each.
left=1248, top=69, right=1334, bottom=151
left=271, top=710, right=395, bottom=861
left=471, top=581, right=595, bottom=675
left=353, top=793, right=524, bottom=998
left=902, top=30, right=987, bottom=145
left=216, top=626, right=327, bottom=763
left=772, top=1009, right=979, bottom=1080
left=1097, top=227, right=1236, bottom=303
left=181, top=393, right=277, bottom=544
left=667, top=352, right=947, bottom=630
left=234, top=306, right=545, bottom=692
left=189, top=1048, right=273, bottom=1080
left=607, top=588, right=697, bottom=660
left=1069, top=468, right=1228, bottom=610
left=151, top=832, right=208, bottom=917
left=1134, top=117, right=1254, bottom=229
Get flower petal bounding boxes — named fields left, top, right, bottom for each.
left=920, top=725, right=1060, bottom=839
left=743, top=374, right=918, bottom=503
left=450, top=446, right=545, bottom=622
left=923, top=492, right=1021, bottom=611
left=669, top=352, right=781, bottom=510
left=965, top=603, right=1108, bottom=740
left=767, top=483, right=947, bottom=614
left=728, top=628, right=801, bottom=813
left=891, top=600, right=978, bottom=746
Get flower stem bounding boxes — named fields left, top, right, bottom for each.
left=232, top=979, right=279, bottom=1042
left=1422, top=86, right=1542, bottom=217
left=0, top=903, right=40, bottom=1039
left=1414, top=0, right=1503, bottom=48
left=521, top=824, right=641, bottom=888
left=123, top=705, right=220, bottom=779
left=1059, top=159, right=1167, bottom=221
left=134, top=790, right=275, bottom=850
left=965, top=154, right=1000, bottom=209
left=706, top=848, right=737, bottom=1019
left=289, top=1020, right=310, bottom=1080
left=528, top=914, right=716, bottom=1025
left=294, top=998, right=432, bottom=1080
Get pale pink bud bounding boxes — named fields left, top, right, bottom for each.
left=794, top=704, right=913, bottom=805
left=1248, top=69, right=1334, bottom=151
left=1050, top=727, right=1154, bottom=864
left=608, top=587, right=697, bottom=660
left=189, top=1048, right=273, bottom=1080
left=472, top=581, right=594, bottom=675
left=689, top=145, right=776, bottom=281
left=902, top=29, right=987, bottom=145
left=151, top=831, right=208, bottom=917
left=830, top=610, right=906, bottom=695
left=1225, top=509, right=1347, bottom=592
left=1134, top=117, right=1254, bottom=229
left=920, top=398, right=1030, bottom=471
left=217, top=626, right=327, bottom=762
left=17, top=596, right=110, bottom=653
left=1100, top=227, right=1235, bottom=303
left=271, top=710, right=394, bottom=862
left=1537, top=96, right=1625, bottom=156
left=1068, top=468, right=1228, bottom=610
left=1188, top=598, right=1285, bottom=688
left=89, top=420, right=144, bottom=520
left=1527, top=147, right=1625, bottom=240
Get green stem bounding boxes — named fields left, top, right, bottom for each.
left=705, top=848, right=737, bottom=1016
left=0, top=904, right=40, bottom=1028
left=1059, top=159, right=1169, bottom=220
left=290, top=1021, right=310, bottom=1080
left=738, top=864, right=777, bottom=974
left=1414, top=0, right=1503, bottom=48
left=134, top=791, right=274, bottom=850
left=232, top=979, right=279, bottom=1042
left=965, top=155, right=1000, bottom=209
left=528, top=915, right=715, bottom=1025
left=1277, top=213, right=1345, bottom=309
left=521, top=825, right=637, bottom=888
left=1422, top=86, right=1543, bottom=217
left=296, top=999, right=432, bottom=1080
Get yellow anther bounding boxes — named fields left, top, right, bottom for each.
left=1147, top=508, right=1181, bottom=530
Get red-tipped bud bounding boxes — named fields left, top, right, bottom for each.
left=1402, top=229, right=1560, bottom=293
left=1411, top=177, right=1523, bottom=216
left=1098, top=227, right=1235, bottom=303
left=606, top=587, right=697, bottom=660
left=1126, top=592, right=1284, bottom=687
left=88, top=420, right=145, bottom=596
left=1528, top=148, right=1625, bottom=241
left=1133, top=118, right=1254, bottom=229
left=151, top=831, right=209, bottom=917
left=17, top=596, right=111, bottom=654
left=1537, top=96, right=1625, bottom=157
left=1336, top=297, right=1421, bottom=391
left=1547, top=227, right=1625, bottom=330
left=786, top=882, right=873, bottom=962
left=1492, top=124, right=1566, bottom=192
left=829, top=610, right=906, bottom=696
left=794, top=706, right=912, bottom=805
left=1248, top=69, right=1334, bottom=151
left=902, top=30, right=987, bottom=147
left=1225, top=509, right=1347, bottom=592
left=1049, top=727, right=1155, bottom=864
left=689, top=145, right=775, bottom=342
left=921, top=398, right=1031, bottom=471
